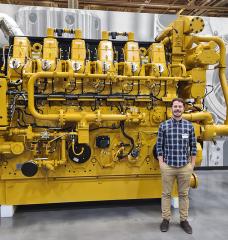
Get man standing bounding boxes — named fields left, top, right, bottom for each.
left=156, top=98, right=197, bottom=234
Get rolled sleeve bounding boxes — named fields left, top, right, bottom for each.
left=156, top=123, right=164, bottom=157
left=189, top=125, right=197, bottom=156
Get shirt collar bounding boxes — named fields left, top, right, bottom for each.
left=171, top=117, right=182, bottom=123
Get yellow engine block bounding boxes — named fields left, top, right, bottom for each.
left=0, top=15, right=228, bottom=205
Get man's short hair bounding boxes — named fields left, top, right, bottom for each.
left=171, top=98, right=185, bottom=107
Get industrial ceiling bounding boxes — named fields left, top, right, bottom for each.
left=0, top=0, right=228, bottom=17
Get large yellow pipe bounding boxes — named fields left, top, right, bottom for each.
left=182, top=112, right=214, bottom=125
left=202, top=125, right=228, bottom=140
left=25, top=72, right=191, bottom=82
left=167, top=111, right=228, bottom=140
left=167, top=111, right=214, bottom=125
left=0, top=139, right=24, bottom=155
left=193, top=36, right=228, bottom=124
left=161, top=37, right=170, bottom=46
left=155, top=27, right=173, bottom=42
left=0, top=144, right=11, bottom=152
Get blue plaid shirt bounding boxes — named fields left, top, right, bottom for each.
left=156, top=118, right=197, bottom=167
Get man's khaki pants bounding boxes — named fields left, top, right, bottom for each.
left=160, top=162, right=193, bottom=221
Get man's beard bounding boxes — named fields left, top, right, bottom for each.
left=173, top=110, right=182, bottom=117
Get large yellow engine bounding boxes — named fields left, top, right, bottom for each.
left=1, top=15, right=228, bottom=205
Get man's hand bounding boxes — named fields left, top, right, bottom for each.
left=190, top=156, right=196, bottom=169
left=158, top=156, right=164, bottom=166
left=191, top=162, right=195, bottom=169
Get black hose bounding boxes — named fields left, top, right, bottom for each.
left=119, top=121, right=135, bottom=159
left=89, top=124, right=120, bottom=132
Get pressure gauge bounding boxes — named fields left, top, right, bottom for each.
left=72, top=61, right=82, bottom=71
left=131, top=63, right=138, bottom=73
left=9, top=59, right=21, bottom=69
left=156, top=63, right=164, bottom=73
left=103, top=62, right=111, bottom=72
left=42, top=60, right=51, bottom=71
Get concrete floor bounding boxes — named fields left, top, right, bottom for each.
left=0, top=170, right=228, bottom=240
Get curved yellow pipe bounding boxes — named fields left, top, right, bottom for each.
left=193, top=36, right=228, bottom=124
left=171, top=63, right=187, bottom=77
left=182, top=112, right=214, bottom=125
left=27, top=72, right=127, bottom=122
left=155, top=27, right=173, bottom=42
left=219, top=68, right=228, bottom=124
left=190, top=173, right=198, bottom=189
left=161, top=37, right=170, bottom=46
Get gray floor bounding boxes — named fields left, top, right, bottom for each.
left=1, top=170, right=228, bottom=240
